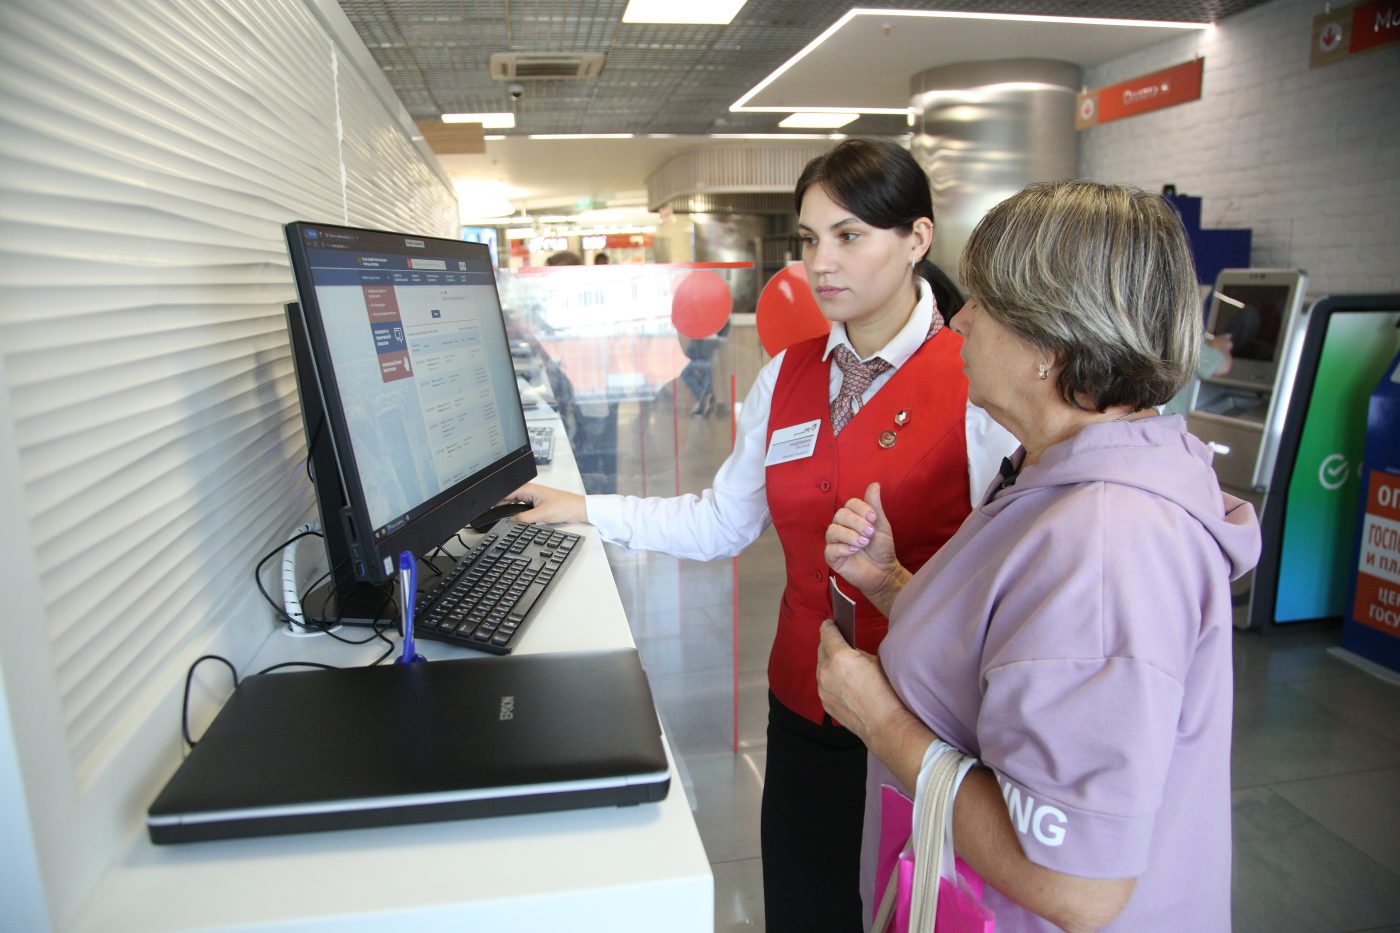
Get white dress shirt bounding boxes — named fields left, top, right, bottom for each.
left=586, top=279, right=1018, bottom=561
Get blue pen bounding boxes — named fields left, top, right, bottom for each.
left=396, top=550, right=426, bottom=664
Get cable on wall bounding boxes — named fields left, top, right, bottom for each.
left=282, top=522, right=324, bottom=636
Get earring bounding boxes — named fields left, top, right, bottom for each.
left=1037, top=362, right=1048, bottom=380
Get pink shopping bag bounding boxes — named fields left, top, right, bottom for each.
left=876, top=784, right=996, bottom=933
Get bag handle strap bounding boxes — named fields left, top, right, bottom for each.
left=872, top=845, right=904, bottom=933
left=872, top=741, right=977, bottom=933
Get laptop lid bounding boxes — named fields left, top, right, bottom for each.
left=148, top=649, right=669, bottom=843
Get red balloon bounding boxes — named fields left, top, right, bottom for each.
left=756, top=264, right=829, bottom=356
left=671, top=270, right=733, bottom=339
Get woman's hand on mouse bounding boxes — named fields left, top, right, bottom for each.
left=507, top=483, right=588, bottom=526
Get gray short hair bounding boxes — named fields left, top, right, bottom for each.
left=958, top=181, right=1201, bottom=412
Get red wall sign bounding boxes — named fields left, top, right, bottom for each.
left=1352, top=470, right=1400, bottom=638
left=1312, top=0, right=1400, bottom=68
left=1076, top=59, right=1204, bottom=130
left=605, top=234, right=653, bottom=249
left=1349, top=0, right=1400, bottom=51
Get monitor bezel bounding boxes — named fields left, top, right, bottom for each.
left=1203, top=268, right=1308, bottom=391
left=284, top=220, right=536, bottom=585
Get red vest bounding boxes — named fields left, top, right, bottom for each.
left=765, top=330, right=971, bottom=724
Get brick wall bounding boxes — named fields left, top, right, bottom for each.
left=1078, top=0, right=1400, bottom=294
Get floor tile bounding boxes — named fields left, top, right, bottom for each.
left=687, top=750, right=766, bottom=864
left=611, top=555, right=736, bottom=627
left=1232, top=623, right=1352, bottom=688
left=1270, top=768, right=1400, bottom=876
left=712, top=857, right=765, bottom=932
left=1232, top=787, right=1400, bottom=933
left=635, top=608, right=737, bottom=679
left=650, top=668, right=769, bottom=759
left=1232, top=682, right=1400, bottom=788
left=1287, top=666, right=1400, bottom=741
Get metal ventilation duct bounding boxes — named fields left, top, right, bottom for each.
left=646, top=144, right=834, bottom=213
left=662, top=193, right=792, bottom=216
left=910, top=59, right=1081, bottom=280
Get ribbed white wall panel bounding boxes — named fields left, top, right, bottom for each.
left=0, top=0, right=457, bottom=796
left=339, top=54, right=461, bottom=234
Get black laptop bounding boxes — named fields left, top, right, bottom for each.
left=148, top=649, right=670, bottom=844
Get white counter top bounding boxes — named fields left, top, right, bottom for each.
left=70, top=414, right=713, bottom=932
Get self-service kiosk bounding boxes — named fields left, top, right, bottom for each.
left=1251, top=295, right=1400, bottom=633
left=1187, top=268, right=1312, bottom=509
left=1184, top=269, right=1310, bottom=628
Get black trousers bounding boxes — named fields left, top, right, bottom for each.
left=761, top=692, right=869, bottom=933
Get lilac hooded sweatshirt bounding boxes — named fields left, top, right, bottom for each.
left=861, top=415, right=1261, bottom=932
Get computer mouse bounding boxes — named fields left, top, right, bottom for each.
left=467, top=500, right=532, bottom=533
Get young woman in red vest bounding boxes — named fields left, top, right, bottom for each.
left=509, top=138, right=1015, bottom=932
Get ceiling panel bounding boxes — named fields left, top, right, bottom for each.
left=338, top=0, right=1272, bottom=137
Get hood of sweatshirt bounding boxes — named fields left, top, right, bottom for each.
left=985, top=414, right=1261, bottom=580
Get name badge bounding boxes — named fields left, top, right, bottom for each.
left=765, top=418, right=822, bottom=466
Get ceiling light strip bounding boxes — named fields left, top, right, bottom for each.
left=730, top=9, right=862, bottom=112
left=731, top=7, right=1212, bottom=113
left=710, top=133, right=847, bottom=140
left=742, top=106, right=913, bottom=115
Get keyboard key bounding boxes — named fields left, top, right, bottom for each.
left=411, top=520, right=581, bottom=654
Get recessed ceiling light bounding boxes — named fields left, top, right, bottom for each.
left=526, top=134, right=636, bottom=140
left=778, top=112, right=860, bottom=129
left=622, top=0, right=747, bottom=25
left=441, top=112, right=516, bottom=128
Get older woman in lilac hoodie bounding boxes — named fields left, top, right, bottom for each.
left=818, top=181, right=1261, bottom=933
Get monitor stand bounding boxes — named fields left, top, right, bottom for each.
left=300, top=552, right=456, bottom=630
left=300, top=578, right=395, bottom=629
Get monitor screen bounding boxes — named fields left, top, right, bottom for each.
left=1204, top=269, right=1307, bottom=390
left=1212, top=284, right=1287, bottom=363
left=285, top=222, right=533, bottom=585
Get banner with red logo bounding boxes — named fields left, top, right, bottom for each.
left=1351, top=470, right=1400, bottom=637
left=1076, top=59, right=1204, bottom=130
left=1312, top=0, right=1400, bottom=68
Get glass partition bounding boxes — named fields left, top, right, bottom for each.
left=499, top=260, right=772, bottom=764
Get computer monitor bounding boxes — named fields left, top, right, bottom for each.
left=284, top=221, right=534, bottom=622
left=1203, top=268, right=1309, bottom=391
